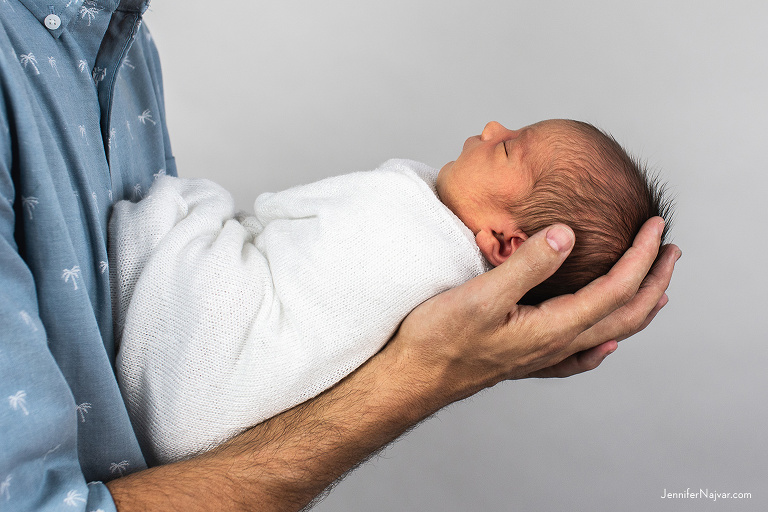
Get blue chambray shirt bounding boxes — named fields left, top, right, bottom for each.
left=1, top=0, right=176, bottom=509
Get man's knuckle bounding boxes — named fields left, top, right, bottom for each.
left=629, top=310, right=647, bottom=333
left=524, top=257, right=544, bottom=276
left=612, top=280, right=637, bottom=309
left=615, top=309, right=641, bottom=337
left=543, top=320, right=574, bottom=352
left=518, top=251, right=552, bottom=282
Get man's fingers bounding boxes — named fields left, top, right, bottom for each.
left=549, top=217, right=666, bottom=337
left=472, top=224, right=574, bottom=313
left=585, top=243, right=680, bottom=346
left=632, top=292, right=669, bottom=336
left=580, top=216, right=665, bottom=310
left=568, top=242, right=679, bottom=353
left=524, top=340, right=618, bottom=379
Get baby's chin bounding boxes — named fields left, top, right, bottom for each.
left=435, top=161, right=454, bottom=199
left=436, top=161, right=454, bottom=184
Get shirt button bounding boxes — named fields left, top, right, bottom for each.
left=44, top=14, right=62, bottom=30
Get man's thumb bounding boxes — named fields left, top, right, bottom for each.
left=484, top=224, right=575, bottom=308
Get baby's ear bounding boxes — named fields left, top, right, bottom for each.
left=475, top=228, right=527, bottom=267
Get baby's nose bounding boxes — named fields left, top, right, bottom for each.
left=480, top=121, right=510, bottom=141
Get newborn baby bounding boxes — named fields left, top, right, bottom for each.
left=111, top=119, right=672, bottom=464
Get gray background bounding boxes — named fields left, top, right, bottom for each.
left=146, top=1, right=767, bottom=510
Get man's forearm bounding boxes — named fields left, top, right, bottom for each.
left=107, top=341, right=444, bottom=512
left=107, top=221, right=678, bottom=511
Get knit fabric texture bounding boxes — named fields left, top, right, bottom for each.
left=110, top=159, right=488, bottom=464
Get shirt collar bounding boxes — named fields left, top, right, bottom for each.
left=17, top=0, right=150, bottom=39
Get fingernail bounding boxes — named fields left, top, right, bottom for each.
left=546, top=226, right=574, bottom=252
left=675, top=248, right=682, bottom=261
left=658, top=218, right=665, bottom=236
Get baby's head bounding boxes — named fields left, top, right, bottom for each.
left=436, top=119, right=673, bottom=304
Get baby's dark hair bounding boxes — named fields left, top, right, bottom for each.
left=503, top=120, right=674, bottom=305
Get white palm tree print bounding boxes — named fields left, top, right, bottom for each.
left=21, top=195, right=38, bottom=219
left=125, top=119, right=134, bottom=140
left=122, top=57, right=135, bottom=70
left=61, top=266, right=81, bottom=290
left=78, top=59, right=87, bottom=73
left=19, top=310, right=38, bottom=331
left=8, top=391, right=29, bottom=415
left=78, top=124, right=88, bottom=145
left=108, top=127, right=117, bottom=149
left=99, top=261, right=108, bottom=274
left=19, top=53, right=40, bottom=75
left=48, top=56, right=60, bottom=77
left=132, top=183, right=143, bottom=200
left=0, top=475, right=11, bottom=501
left=79, top=3, right=101, bottom=26
left=137, top=109, right=156, bottom=125
left=76, top=402, right=92, bottom=423
left=153, top=169, right=166, bottom=180
left=63, top=490, right=86, bottom=506
left=109, top=460, right=129, bottom=476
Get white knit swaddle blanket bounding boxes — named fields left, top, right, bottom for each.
left=111, top=159, right=487, bottom=464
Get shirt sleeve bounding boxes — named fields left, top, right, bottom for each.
left=0, top=49, right=116, bottom=512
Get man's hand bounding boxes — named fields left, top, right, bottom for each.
left=390, top=216, right=680, bottom=403
left=108, top=217, right=679, bottom=512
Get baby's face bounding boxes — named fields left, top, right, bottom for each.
left=436, top=121, right=547, bottom=234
